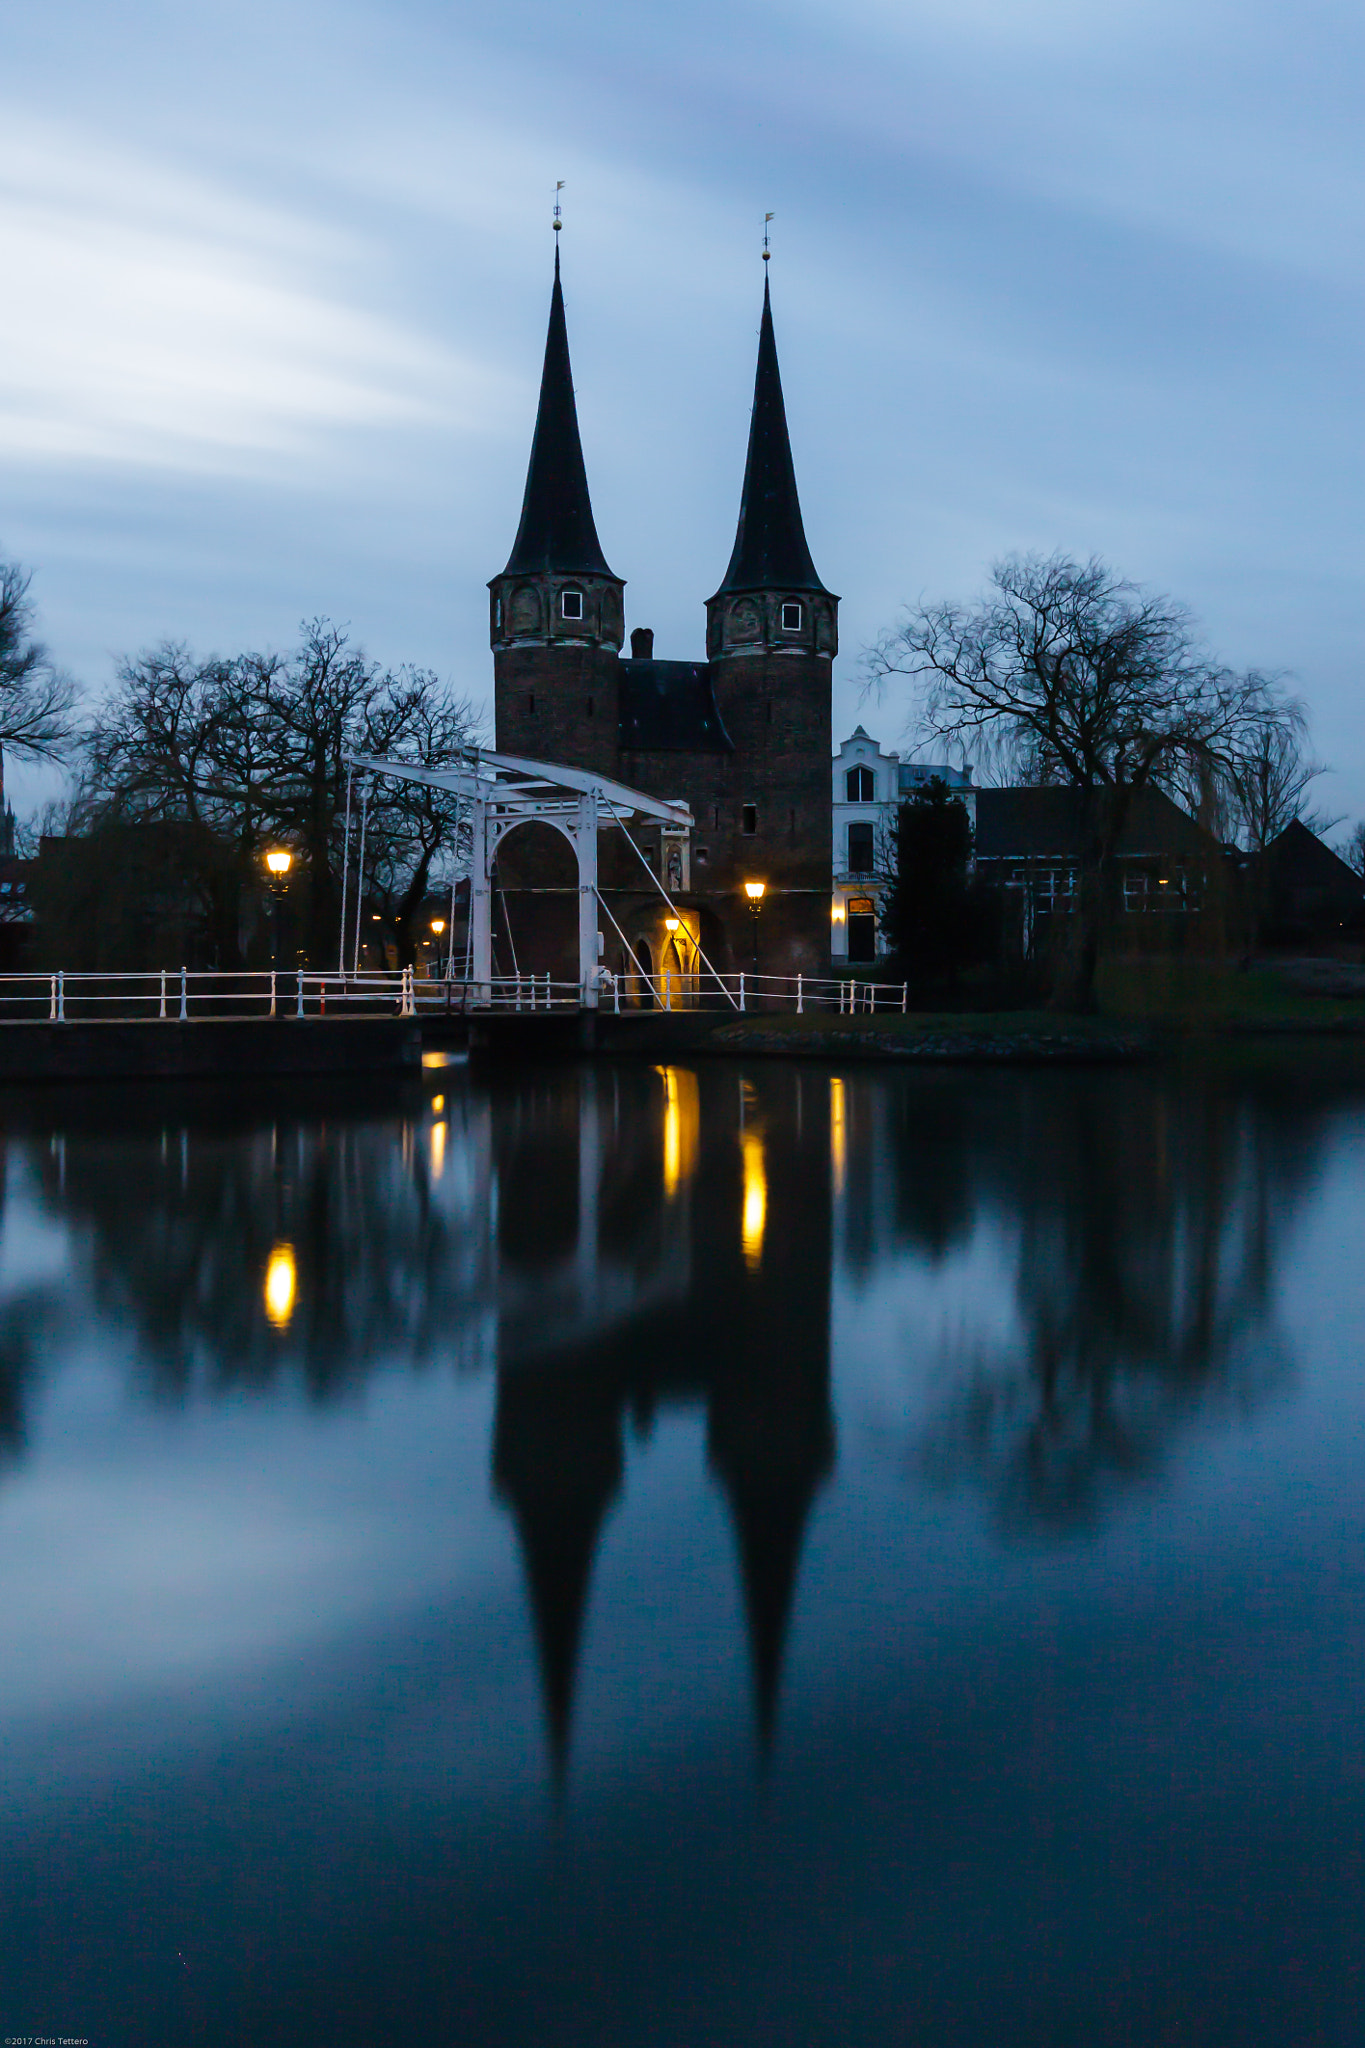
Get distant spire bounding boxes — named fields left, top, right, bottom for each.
left=501, top=237, right=617, bottom=580
left=714, top=271, right=829, bottom=598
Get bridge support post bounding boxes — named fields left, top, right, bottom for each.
left=576, top=790, right=600, bottom=1011
left=470, top=799, right=492, bottom=1005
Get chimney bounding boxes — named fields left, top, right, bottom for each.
left=629, top=627, right=654, bottom=660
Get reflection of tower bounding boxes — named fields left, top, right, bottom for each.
left=708, top=1348, right=834, bottom=1755
left=492, top=1366, right=622, bottom=1784
left=491, top=1062, right=835, bottom=1774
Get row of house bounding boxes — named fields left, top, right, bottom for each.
left=830, top=726, right=1363, bottom=963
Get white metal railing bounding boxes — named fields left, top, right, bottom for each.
left=0, top=968, right=415, bottom=1022
left=0, top=966, right=913, bottom=1023
left=420, top=970, right=913, bottom=1015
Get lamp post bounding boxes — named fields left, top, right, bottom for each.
left=264, top=848, right=292, bottom=969
left=744, top=881, right=765, bottom=973
left=429, top=918, right=446, bottom=981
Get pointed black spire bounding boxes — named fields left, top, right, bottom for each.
left=708, top=1357, right=834, bottom=1760
left=493, top=1369, right=622, bottom=1787
left=501, top=247, right=617, bottom=580
left=714, top=276, right=829, bottom=598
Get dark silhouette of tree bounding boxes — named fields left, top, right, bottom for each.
left=0, top=557, right=78, bottom=763
left=867, top=554, right=1306, bottom=1009
left=74, top=621, right=478, bottom=967
left=878, top=774, right=992, bottom=984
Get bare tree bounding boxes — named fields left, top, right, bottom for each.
left=78, top=621, right=478, bottom=968
left=1340, top=823, right=1365, bottom=878
left=866, top=553, right=1303, bottom=1009
left=0, top=559, right=79, bottom=763
left=1223, top=696, right=1330, bottom=854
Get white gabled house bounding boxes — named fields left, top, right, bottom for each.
left=831, top=728, right=974, bottom=963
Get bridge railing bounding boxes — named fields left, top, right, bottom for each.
left=422, top=970, right=912, bottom=1015
left=0, top=968, right=413, bottom=1022
left=0, top=966, right=912, bottom=1022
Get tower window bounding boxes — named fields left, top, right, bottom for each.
left=847, top=765, right=875, bottom=802
left=695, top=846, right=709, bottom=865
left=527, top=692, right=536, bottom=715
left=766, top=700, right=773, bottom=724
left=781, top=601, right=803, bottom=632
left=494, top=596, right=503, bottom=630
left=742, top=804, right=758, bottom=836
left=586, top=696, right=595, bottom=717
left=561, top=588, right=584, bottom=621
left=713, top=805, right=722, bottom=830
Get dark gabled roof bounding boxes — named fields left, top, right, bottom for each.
left=618, top=660, right=734, bottom=753
left=712, top=276, right=830, bottom=599
left=973, top=786, right=1216, bottom=862
left=500, top=247, right=618, bottom=581
left=1263, top=819, right=1362, bottom=896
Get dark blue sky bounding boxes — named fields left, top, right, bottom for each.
left=3, top=0, right=1362, bottom=821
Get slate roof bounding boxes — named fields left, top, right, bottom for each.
left=500, top=247, right=618, bottom=581
left=618, top=660, right=734, bottom=753
left=973, top=786, right=1216, bottom=861
left=712, top=276, right=831, bottom=599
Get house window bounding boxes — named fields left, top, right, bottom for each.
left=742, top=804, right=758, bottom=835
left=847, top=822, right=875, bottom=873
left=846, top=765, right=874, bottom=802
left=561, top=588, right=584, bottom=621
left=781, top=601, right=803, bottom=632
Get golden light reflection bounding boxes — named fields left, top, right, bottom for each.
left=741, top=1128, right=767, bottom=1270
left=264, top=1243, right=296, bottom=1328
left=431, top=1094, right=445, bottom=1114
left=830, top=1075, right=846, bottom=1196
left=430, top=1118, right=446, bottom=1181
left=656, top=1065, right=699, bottom=1198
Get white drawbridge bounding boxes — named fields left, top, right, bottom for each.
left=342, top=748, right=693, bottom=1010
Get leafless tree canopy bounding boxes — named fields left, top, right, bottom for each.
left=78, top=619, right=480, bottom=965
left=0, top=559, right=79, bottom=764
left=865, top=553, right=1314, bottom=1006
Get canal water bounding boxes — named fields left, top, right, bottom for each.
left=1, top=1053, right=1363, bottom=2046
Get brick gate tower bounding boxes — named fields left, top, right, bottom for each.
left=489, top=243, right=836, bottom=982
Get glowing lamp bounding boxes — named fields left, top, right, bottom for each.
left=664, top=916, right=680, bottom=932
left=430, top=919, right=446, bottom=935
left=744, top=880, right=766, bottom=901
left=265, top=849, right=292, bottom=877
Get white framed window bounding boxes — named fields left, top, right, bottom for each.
left=847, top=822, right=875, bottom=874
left=781, top=601, right=803, bottom=632
left=846, top=765, right=874, bottom=802
left=561, top=588, right=584, bottom=621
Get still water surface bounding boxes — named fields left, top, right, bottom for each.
left=1, top=1054, right=1363, bottom=2045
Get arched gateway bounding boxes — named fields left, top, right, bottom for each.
left=345, top=747, right=692, bottom=1009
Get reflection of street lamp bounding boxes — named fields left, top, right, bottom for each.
left=264, top=848, right=292, bottom=968
left=744, top=880, right=765, bottom=971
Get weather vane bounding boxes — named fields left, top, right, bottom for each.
left=554, top=181, right=565, bottom=234
left=763, top=211, right=773, bottom=263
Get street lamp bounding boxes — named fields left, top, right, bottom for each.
left=663, top=916, right=680, bottom=933
left=744, top=880, right=765, bottom=971
left=263, top=848, right=292, bottom=968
